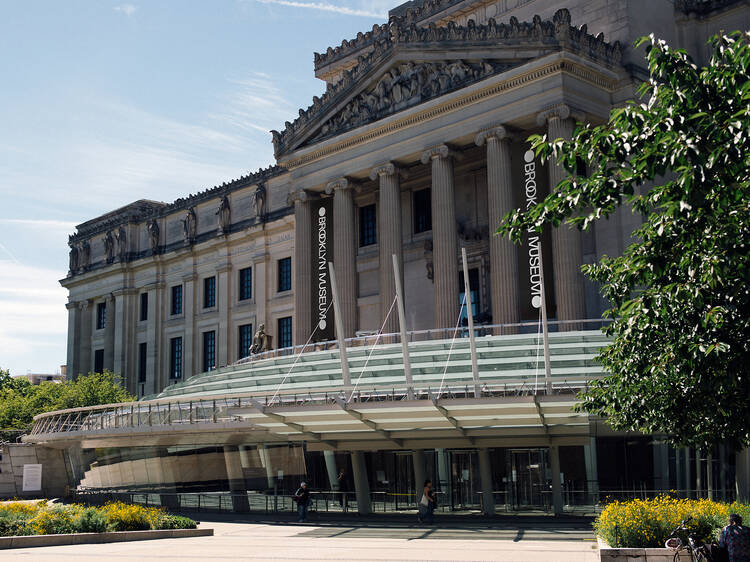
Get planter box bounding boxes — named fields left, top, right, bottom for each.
left=598, top=538, right=692, bottom=561
left=600, top=547, right=692, bottom=561
left=0, top=528, right=213, bottom=549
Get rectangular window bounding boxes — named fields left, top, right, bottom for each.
left=171, top=285, right=182, bottom=316
left=96, top=302, right=107, bottom=330
left=138, top=342, right=147, bottom=383
left=239, top=267, right=252, bottom=301
left=359, top=204, right=377, bottom=247
left=140, top=292, right=148, bottom=322
left=202, top=330, right=216, bottom=372
left=278, top=257, right=292, bottom=292
left=459, top=268, right=481, bottom=323
left=238, top=323, right=253, bottom=360
left=278, top=316, right=292, bottom=349
left=413, top=188, right=432, bottom=234
left=94, top=349, right=104, bottom=374
left=169, top=337, right=183, bottom=379
left=204, top=276, right=216, bottom=309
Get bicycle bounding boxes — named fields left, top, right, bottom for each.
left=665, top=517, right=714, bottom=562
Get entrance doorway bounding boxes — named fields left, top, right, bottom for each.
left=508, top=449, right=549, bottom=510
left=449, top=450, right=480, bottom=510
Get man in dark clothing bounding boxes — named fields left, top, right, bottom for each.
left=294, top=481, right=311, bottom=522
left=719, top=514, right=750, bottom=562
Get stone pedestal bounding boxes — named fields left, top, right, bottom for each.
left=291, top=190, right=312, bottom=345
left=326, top=179, right=357, bottom=338
left=538, top=106, right=586, bottom=328
left=371, top=163, right=403, bottom=335
left=421, top=146, right=459, bottom=329
left=476, top=127, right=520, bottom=330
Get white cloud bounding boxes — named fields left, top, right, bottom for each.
left=253, top=0, right=387, bottom=18
left=0, top=260, right=68, bottom=374
left=113, top=4, right=137, bottom=17
left=0, top=219, right=77, bottom=230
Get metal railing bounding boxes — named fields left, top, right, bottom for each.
left=234, top=319, right=612, bottom=366
left=27, top=377, right=595, bottom=438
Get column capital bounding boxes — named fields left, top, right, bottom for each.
left=324, top=177, right=354, bottom=194
left=77, top=300, right=90, bottom=311
left=475, top=125, right=512, bottom=146
left=111, top=288, right=134, bottom=297
left=66, top=300, right=78, bottom=310
left=420, top=144, right=452, bottom=164
left=286, top=189, right=309, bottom=207
left=369, top=162, right=402, bottom=181
left=536, top=103, right=585, bottom=126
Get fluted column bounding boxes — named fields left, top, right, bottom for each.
left=290, top=190, right=312, bottom=345
left=421, top=145, right=459, bottom=329
left=326, top=178, right=357, bottom=338
left=65, top=301, right=79, bottom=380
left=537, top=105, right=585, bottom=328
left=104, top=294, right=115, bottom=372
left=370, top=163, right=402, bottom=335
left=78, top=301, right=92, bottom=377
left=476, top=126, right=520, bottom=330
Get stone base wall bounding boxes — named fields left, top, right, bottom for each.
left=0, top=443, right=68, bottom=499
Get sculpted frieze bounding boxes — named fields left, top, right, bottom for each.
left=311, top=59, right=509, bottom=144
left=273, top=9, right=623, bottom=158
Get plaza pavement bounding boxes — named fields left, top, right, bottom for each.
left=3, top=514, right=600, bottom=561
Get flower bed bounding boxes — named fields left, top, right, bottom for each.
left=596, top=495, right=750, bottom=548
left=0, top=501, right=196, bottom=537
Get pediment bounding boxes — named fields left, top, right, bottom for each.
left=272, top=9, right=623, bottom=159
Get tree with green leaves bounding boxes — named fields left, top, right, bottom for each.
left=0, top=369, right=135, bottom=432
left=499, top=32, right=750, bottom=450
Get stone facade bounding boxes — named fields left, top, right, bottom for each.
left=61, top=0, right=749, bottom=395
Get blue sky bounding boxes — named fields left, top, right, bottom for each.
left=0, top=0, right=390, bottom=376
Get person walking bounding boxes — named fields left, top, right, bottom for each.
left=336, top=468, right=347, bottom=509
left=417, top=479, right=436, bottom=525
left=719, top=513, right=750, bottom=562
left=294, top=481, right=311, bottom=523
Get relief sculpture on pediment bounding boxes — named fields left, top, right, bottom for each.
left=312, top=59, right=505, bottom=143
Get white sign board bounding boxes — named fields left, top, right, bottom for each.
left=22, top=464, right=42, bottom=492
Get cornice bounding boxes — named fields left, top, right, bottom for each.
left=280, top=57, right=618, bottom=171
left=276, top=9, right=622, bottom=159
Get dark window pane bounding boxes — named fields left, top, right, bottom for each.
left=239, top=267, right=252, bottom=301
left=413, top=189, right=432, bottom=233
left=96, top=302, right=107, bottom=330
left=171, top=285, right=182, bottom=316
left=359, top=204, right=377, bottom=247
left=278, top=316, right=292, bottom=348
left=238, top=324, right=253, bottom=359
left=202, top=331, right=216, bottom=372
left=140, top=292, right=148, bottom=322
left=138, top=342, right=147, bottom=383
left=94, top=349, right=104, bottom=374
left=278, top=257, right=292, bottom=292
left=204, top=276, right=216, bottom=309
left=459, top=268, right=481, bottom=321
left=170, top=337, right=183, bottom=379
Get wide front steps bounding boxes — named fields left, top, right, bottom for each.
left=154, top=331, right=610, bottom=400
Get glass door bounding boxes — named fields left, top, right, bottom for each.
left=450, top=450, right=480, bottom=510
left=509, top=449, right=548, bottom=510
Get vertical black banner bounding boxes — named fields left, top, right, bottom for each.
left=312, top=198, right=335, bottom=341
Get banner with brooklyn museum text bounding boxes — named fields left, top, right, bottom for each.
left=312, top=197, right=334, bottom=341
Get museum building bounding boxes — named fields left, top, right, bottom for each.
left=29, top=0, right=750, bottom=514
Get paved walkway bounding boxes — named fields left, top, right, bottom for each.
left=3, top=516, right=599, bottom=561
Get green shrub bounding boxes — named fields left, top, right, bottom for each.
left=156, top=514, right=197, bottom=530
left=0, top=513, right=33, bottom=537
left=596, top=496, right=750, bottom=548
left=73, top=507, right=108, bottom=534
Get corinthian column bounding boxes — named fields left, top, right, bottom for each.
left=421, top=145, right=459, bottom=329
left=370, top=163, right=402, bottom=335
left=476, top=126, right=520, bottom=331
left=290, top=190, right=312, bottom=345
left=537, top=105, right=586, bottom=328
left=325, top=178, right=357, bottom=338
